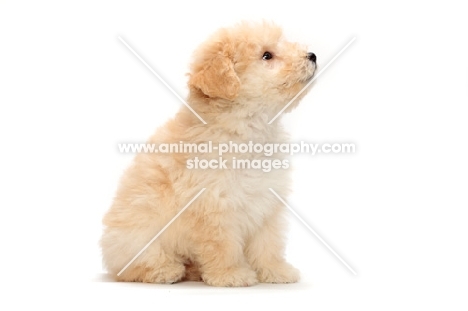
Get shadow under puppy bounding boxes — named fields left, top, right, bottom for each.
left=101, top=21, right=317, bottom=287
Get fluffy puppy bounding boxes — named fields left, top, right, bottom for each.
left=101, top=21, right=317, bottom=287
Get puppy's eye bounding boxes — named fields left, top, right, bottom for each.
left=262, top=52, right=273, bottom=60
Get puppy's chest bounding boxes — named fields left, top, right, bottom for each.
left=213, top=166, right=290, bottom=210
left=219, top=169, right=289, bottom=232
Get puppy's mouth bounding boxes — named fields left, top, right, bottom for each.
left=306, top=73, right=315, bottom=81
left=302, top=72, right=316, bottom=83
left=301, top=64, right=317, bottom=84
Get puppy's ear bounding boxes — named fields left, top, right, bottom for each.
left=189, top=55, right=240, bottom=100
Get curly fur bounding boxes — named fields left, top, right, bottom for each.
left=101, top=21, right=316, bottom=287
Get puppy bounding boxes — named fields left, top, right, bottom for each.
left=101, top=21, right=317, bottom=287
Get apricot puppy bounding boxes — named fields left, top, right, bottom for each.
left=101, top=21, right=317, bottom=286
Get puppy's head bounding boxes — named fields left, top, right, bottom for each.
left=188, top=21, right=316, bottom=114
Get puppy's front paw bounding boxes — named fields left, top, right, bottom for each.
left=257, top=262, right=300, bottom=283
left=203, top=267, right=258, bottom=287
left=140, top=263, right=186, bottom=284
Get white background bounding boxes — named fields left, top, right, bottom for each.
left=1, top=0, right=467, bottom=310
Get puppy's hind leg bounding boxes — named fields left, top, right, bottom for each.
left=116, top=243, right=186, bottom=284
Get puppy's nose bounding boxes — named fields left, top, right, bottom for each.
left=307, top=52, right=317, bottom=63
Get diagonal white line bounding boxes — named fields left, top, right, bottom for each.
left=117, top=188, right=206, bottom=276
left=118, top=36, right=207, bottom=125
left=268, top=37, right=356, bottom=124
left=269, top=188, right=357, bottom=275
